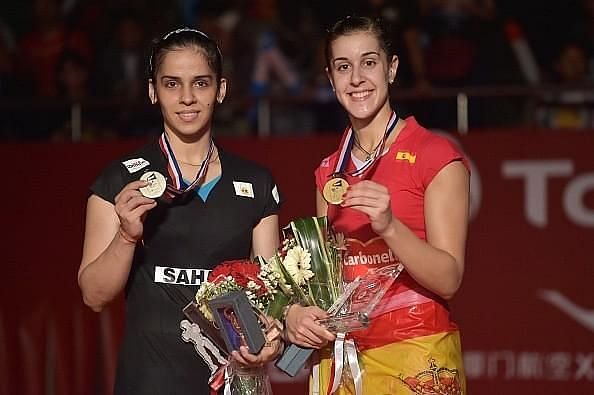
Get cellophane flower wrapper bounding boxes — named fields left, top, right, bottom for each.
left=229, top=361, right=273, bottom=395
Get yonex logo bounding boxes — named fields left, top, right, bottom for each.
left=122, top=158, right=150, bottom=173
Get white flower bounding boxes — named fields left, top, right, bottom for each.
left=198, top=303, right=213, bottom=322
left=282, top=246, right=314, bottom=286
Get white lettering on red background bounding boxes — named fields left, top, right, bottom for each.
left=343, top=248, right=397, bottom=266
left=502, top=160, right=594, bottom=228
left=464, top=350, right=594, bottom=381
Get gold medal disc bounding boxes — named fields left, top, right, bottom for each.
left=323, top=177, right=349, bottom=205
left=139, top=171, right=167, bottom=199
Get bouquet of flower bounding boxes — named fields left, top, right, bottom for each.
left=188, top=258, right=289, bottom=395
left=268, top=216, right=404, bottom=383
left=264, top=216, right=347, bottom=376
left=195, top=258, right=288, bottom=322
left=268, top=216, right=345, bottom=310
left=184, top=217, right=349, bottom=389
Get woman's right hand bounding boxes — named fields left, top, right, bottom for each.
left=114, top=180, right=157, bottom=242
left=285, top=305, right=336, bottom=349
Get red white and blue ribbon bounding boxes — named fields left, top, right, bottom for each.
left=331, top=111, right=398, bottom=179
left=158, top=132, right=215, bottom=197
left=209, top=364, right=231, bottom=395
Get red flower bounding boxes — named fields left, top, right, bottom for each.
left=209, top=259, right=268, bottom=295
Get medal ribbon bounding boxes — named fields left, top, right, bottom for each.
left=209, top=364, right=232, bottom=395
left=159, top=132, right=215, bottom=196
left=331, top=111, right=398, bottom=179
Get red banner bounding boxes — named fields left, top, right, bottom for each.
left=1, top=130, right=592, bottom=395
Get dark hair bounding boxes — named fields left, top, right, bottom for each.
left=55, top=50, right=90, bottom=96
left=148, top=27, right=223, bottom=82
left=325, top=16, right=394, bottom=68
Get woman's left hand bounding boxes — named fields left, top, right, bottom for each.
left=231, top=316, right=283, bottom=367
left=342, top=180, right=394, bottom=235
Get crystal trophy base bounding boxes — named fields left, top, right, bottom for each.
left=277, top=264, right=405, bottom=377
left=317, top=263, right=404, bottom=334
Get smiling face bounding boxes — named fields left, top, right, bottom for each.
left=148, top=47, right=226, bottom=140
left=327, top=31, right=397, bottom=124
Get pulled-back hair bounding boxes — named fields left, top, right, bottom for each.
left=148, top=27, right=223, bottom=83
left=325, top=16, right=394, bottom=68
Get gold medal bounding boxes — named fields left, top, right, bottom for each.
left=323, top=177, right=349, bottom=205
left=139, top=171, right=167, bottom=199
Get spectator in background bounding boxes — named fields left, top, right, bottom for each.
left=62, top=0, right=106, bottom=36
left=94, top=11, right=162, bottom=138
left=412, top=0, right=499, bottom=129
left=184, top=0, right=240, bottom=59
left=537, top=42, right=594, bottom=130
left=97, top=11, right=148, bottom=101
left=0, top=18, right=17, bottom=97
left=56, top=50, right=92, bottom=101
left=246, top=0, right=301, bottom=97
left=178, top=0, right=201, bottom=27
left=231, top=0, right=308, bottom=134
left=353, top=0, right=428, bottom=89
left=571, top=0, right=594, bottom=82
left=418, top=0, right=496, bottom=87
left=17, top=0, right=92, bottom=97
left=50, top=50, right=114, bottom=141
left=0, top=19, right=19, bottom=138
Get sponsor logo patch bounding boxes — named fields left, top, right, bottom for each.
left=272, top=184, right=280, bottom=204
left=343, top=237, right=399, bottom=281
left=122, top=158, right=150, bottom=173
left=154, top=266, right=211, bottom=285
left=233, top=181, right=255, bottom=198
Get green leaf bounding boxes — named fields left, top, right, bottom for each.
left=265, top=291, right=290, bottom=320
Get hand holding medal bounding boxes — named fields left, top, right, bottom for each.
left=114, top=179, right=159, bottom=244
left=341, top=180, right=394, bottom=236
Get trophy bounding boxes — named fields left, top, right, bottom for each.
left=207, top=291, right=268, bottom=354
left=181, top=302, right=229, bottom=378
left=184, top=291, right=280, bottom=355
left=316, top=263, right=404, bottom=332
left=183, top=291, right=279, bottom=395
left=276, top=263, right=404, bottom=376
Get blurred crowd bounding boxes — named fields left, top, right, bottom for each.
left=0, top=0, right=593, bottom=140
